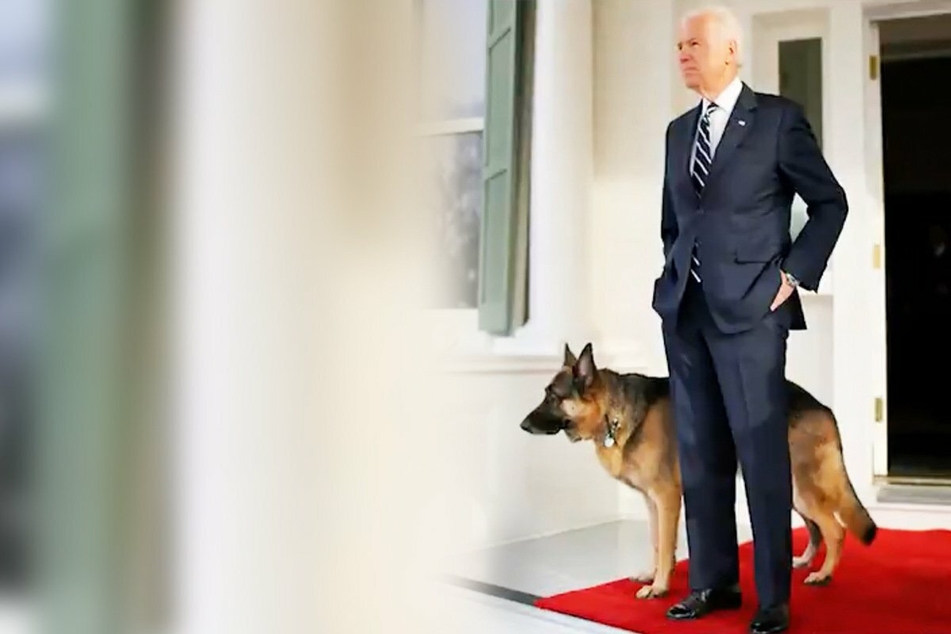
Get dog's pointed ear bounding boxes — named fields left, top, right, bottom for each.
left=563, top=343, right=577, bottom=367
left=575, top=343, right=597, bottom=388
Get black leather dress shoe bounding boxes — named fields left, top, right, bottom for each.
left=665, top=586, right=742, bottom=620
left=749, top=603, right=789, bottom=634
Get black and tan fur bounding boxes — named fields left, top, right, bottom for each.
left=519, top=342, right=877, bottom=599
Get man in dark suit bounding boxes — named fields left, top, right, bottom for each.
left=651, top=7, right=848, bottom=634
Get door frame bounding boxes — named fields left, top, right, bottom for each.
left=864, top=0, right=951, bottom=480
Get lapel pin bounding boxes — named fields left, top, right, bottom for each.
left=738, top=120, right=746, bottom=126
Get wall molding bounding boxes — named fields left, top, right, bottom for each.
left=438, top=352, right=563, bottom=375
left=437, top=341, right=650, bottom=375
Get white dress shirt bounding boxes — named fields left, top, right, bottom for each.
left=694, top=75, right=743, bottom=159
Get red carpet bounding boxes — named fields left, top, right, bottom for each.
left=535, top=527, right=951, bottom=633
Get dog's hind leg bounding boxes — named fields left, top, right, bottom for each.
left=804, top=509, right=844, bottom=586
left=793, top=511, right=822, bottom=569
left=630, top=492, right=657, bottom=584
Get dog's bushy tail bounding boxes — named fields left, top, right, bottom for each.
left=839, top=481, right=877, bottom=545
left=823, top=406, right=877, bottom=546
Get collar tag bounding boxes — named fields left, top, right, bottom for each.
left=603, top=418, right=619, bottom=448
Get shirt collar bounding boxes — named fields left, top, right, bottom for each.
left=702, top=76, right=743, bottom=115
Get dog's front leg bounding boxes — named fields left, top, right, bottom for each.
left=636, top=488, right=678, bottom=599
left=630, top=492, right=657, bottom=584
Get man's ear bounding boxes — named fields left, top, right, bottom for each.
left=563, top=343, right=577, bottom=367
left=575, top=342, right=597, bottom=389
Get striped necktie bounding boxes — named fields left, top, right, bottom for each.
left=689, top=102, right=717, bottom=282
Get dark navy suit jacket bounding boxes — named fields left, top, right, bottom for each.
left=652, top=83, right=848, bottom=334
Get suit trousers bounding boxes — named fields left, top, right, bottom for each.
left=662, top=277, right=793, bottom=608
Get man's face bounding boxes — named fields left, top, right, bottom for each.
left=677, top=14, right=734, bottom=92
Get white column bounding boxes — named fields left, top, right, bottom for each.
left=496, top=0, right=594, bottom=355
left=173, top=2, right=328, bottom=628
left=589, top=0, right=675, bottom=373
left=172, top=1, right=429, bottom=633
left=827, top=1, right=877, bottom=504
left=589, top=0, right=677, bottom=520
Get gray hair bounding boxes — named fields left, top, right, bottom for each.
left=681, top=5, right=744, bottom=67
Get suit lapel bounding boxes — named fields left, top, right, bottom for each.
left=702, top=83, right=757, bottom=194
left=675, top=105, right=701, bottom=182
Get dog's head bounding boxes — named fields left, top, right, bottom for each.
left=519, top=342, right=604, bottom=442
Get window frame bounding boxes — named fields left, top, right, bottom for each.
left=414, top=0, right=487, bottom=348
left=416, top=0, right=532, bottom=355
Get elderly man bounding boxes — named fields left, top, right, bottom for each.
left=651, top=6, right=848, bottom=634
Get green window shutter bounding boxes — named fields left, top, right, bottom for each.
left=40, top=0, right=147, bottom=632
left=478, top=0, right=533, bottom=335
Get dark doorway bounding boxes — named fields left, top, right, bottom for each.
left=882, top=50, right=951, bottom=477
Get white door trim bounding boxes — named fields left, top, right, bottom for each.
left=863, top=0, right=951, bottom=478
left=866, top=0, right=951, bottom=21
left=863, top=17, right=888, bottom=477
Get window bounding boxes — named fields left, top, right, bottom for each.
left=779, top=38, right=823, bottom=148
left=778, top=37, right=823, bottom=240
left=418, top=0, right=533, bottom=338
left=0, top=0, right=48, bottom=596
left=418, top=0, right=488, bottom=310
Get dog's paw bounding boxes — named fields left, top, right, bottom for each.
left=792, top=555, right=812, bottom=568
left=803, top=571, right=832, bottom=586
left=629, top=570, right=654, bottom=584
left=635, top=583, right=668, bottom=599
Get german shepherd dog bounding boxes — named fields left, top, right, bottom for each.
left=519, top=342, right=877, bottom=599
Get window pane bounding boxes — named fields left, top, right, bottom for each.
left=779, top=37, right=822, bottom=239
left=418, top=0, right=487, bottom=121
left=428, top=132, right=482, bottom=308
left=0, top=0, right=48, bottom=85
left=0, top=0, right=49, bottom=592
left=779, top=38, right=822, bottom=147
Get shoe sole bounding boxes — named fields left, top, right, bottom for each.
left=666, top=600, right=743, bottom=620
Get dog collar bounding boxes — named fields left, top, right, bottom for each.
left=603, top=417, right=620, bottom=448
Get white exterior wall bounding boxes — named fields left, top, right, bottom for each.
left=438, top=0, right=620, bottom=548
left=442, top=0, right=951, bottom=551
